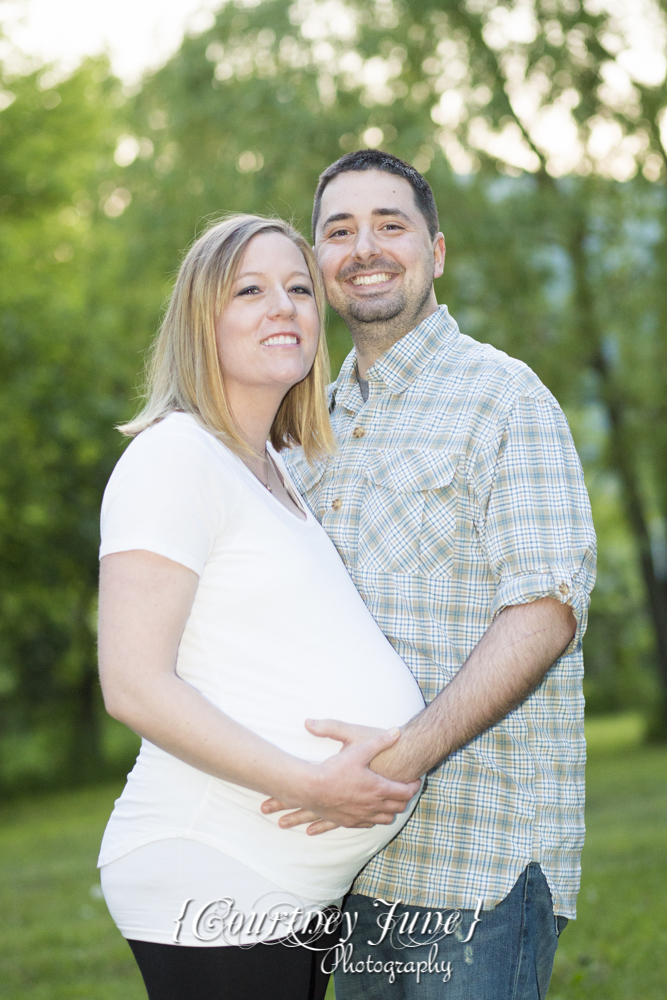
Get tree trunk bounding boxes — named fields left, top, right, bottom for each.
left=571, top=220, right=667, bottom=737
left=603, top=398, right=667, bottom=738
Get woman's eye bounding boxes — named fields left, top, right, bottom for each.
left=237, top=285, right=261, bottom=296
left=290, top=285, right=312, bottom=295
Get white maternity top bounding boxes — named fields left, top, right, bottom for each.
left=98, top=412, right=425, bottom=905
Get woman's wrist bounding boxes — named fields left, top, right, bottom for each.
left=266, top=756, right=318, bottom=809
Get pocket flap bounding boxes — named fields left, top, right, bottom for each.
left=364, top=450, right=459, bottom=492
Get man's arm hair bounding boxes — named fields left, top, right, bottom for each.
left=269, top=596, right=575, bottom=833
left=367, top=596, right=576, bottom=782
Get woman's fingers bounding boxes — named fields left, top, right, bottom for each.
left=353, top=727, right=403, bottom=765
left=305, top=718, right=403, bottom=756
left=304, top=718, right=371, bottom=744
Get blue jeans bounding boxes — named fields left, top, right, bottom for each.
left=331, top=863, right=567, bottom=999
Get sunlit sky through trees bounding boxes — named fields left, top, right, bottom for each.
left=2, top=0, right=667, bottom=181
left=2, top=0, right=663, bottom=84
left=1, top=0, right=221, bottom=82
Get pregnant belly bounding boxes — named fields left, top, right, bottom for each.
left=188, top=760, right=422, bottom=899
left=180, top=648, right=426, bottom=764
left=101, top=740, right=422, bottom=900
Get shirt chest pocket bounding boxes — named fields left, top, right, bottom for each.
left=359, top=450, right=459, bottom=578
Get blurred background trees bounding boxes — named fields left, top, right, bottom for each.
left=2, top=0, right=667, bottom=794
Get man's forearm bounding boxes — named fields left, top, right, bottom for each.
left=370, top=597, right=576, bottom=783
left=261, top=597, right=576, bottom=833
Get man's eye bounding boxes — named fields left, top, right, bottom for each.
left=329, top=228, right=351, bottom=238
left=382, top=223, right=404, bottom=231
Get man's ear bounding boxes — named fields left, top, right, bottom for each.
left=433, top=232, right=446, bottom=280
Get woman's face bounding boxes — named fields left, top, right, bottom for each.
left=215, top=232, right=320, bottom=401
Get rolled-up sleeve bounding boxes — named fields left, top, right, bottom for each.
left=480, top=395, right=596, bottom=652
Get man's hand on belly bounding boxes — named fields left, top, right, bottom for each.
left=265, top=599, right=577, bottom=833
left=260, top=723, right=421, bottom=835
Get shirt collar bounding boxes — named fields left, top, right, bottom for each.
left=331, top=305, right=459, bottom=412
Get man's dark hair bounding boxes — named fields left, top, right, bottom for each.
left=312, top=149, right=440, bottom=241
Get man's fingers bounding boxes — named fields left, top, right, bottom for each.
left=277, top=808, right=321, bottom=829
left=306, top=811, right=395, bottom=835
left=306, top=819, right=343, bottom=836
left=364, top=776, right=422, bottom=807
left=261, top=797, right=287, bottom=814
left=375, top=794, right=421, bottom=814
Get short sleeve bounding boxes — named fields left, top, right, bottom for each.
left=479, top=396, right=597, bottom=653
left=99, top=421, right=225, bottom=576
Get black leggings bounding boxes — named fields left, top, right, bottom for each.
left=128, top=935, right=334, bottom=1000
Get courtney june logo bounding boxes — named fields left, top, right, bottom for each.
left=323, top=942, right=453, bottom=984
left=172, top=897, right=349, bottom=946
left=323, top=897, right=483, bottom=984
left=363, top=897, right=483, bottom=948
left=173, top=895, right=483, bottom=984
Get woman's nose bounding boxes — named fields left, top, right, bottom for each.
left=267, top=286, right=297, bottom=318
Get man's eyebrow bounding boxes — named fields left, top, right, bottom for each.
left=321, top=207, right=414, bottom=231
left=372, top=208, right=413, bottom=223
left=320, top=212, right=353, bottom=231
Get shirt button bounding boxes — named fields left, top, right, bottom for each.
left=558, top=583, right=570, bottom=595
left=331, top=498, right=342, bottom=510
left=352, top=426, right=365, bottom=439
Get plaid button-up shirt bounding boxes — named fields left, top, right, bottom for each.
left=285, top=305, right=596, bottom=918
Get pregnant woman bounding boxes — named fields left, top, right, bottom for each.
left=97, top=214, right=425, bottom=1000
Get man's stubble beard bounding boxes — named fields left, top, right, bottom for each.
left=346, top=290, right=407, bottom=324
left=331, top=277, right=433, bottom=357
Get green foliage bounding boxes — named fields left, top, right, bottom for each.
left=3, top=0, right=667, bottom=790
left=0, top=58, right=139, bottom=789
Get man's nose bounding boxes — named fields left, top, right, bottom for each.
left=352, top=225, right=381, bottom=263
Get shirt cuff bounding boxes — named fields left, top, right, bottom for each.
left=490, top=565, right=590, bottom=655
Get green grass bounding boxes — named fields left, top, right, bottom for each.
left=0, top=783, right=142, bottom=999
left=0, top=714, right=665, bottom=999
left=549, top=713, right=667, bottom=999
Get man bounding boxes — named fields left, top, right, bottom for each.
left=272, top=149, right=596, bottom=998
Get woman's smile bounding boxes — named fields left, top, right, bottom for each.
left=260, top=333, right=301, bottom=346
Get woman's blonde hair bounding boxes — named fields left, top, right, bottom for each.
left=120, top=214, right=335, bottom=462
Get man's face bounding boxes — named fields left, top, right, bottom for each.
left=314, top=170, right=444, bottom=332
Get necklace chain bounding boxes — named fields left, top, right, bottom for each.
left=263, top=451, right=273, bottom=493
left=246, top=448, right=274, bottom=492
left=243, top=447, right=305, bottom=517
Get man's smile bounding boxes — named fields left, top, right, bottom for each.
left=350, top=272, right=395, bottom=286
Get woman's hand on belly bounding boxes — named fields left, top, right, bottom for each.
left=261, top=720, right=421, bottom=835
